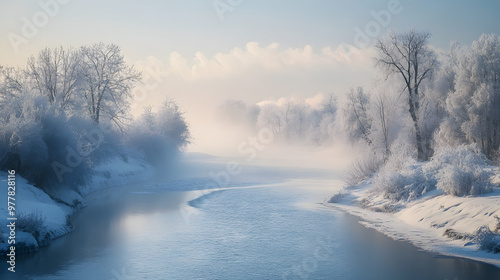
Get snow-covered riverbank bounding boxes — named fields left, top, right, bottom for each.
left=0, top=155, right=155, bottom=254
left=326, top=170, right=500, bottom=268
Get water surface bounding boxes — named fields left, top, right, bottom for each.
left=2, top=160, right=500, bottom=279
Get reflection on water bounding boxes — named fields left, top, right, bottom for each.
left=2, top=162, right=500, bottom=280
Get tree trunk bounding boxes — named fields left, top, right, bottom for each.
left=407, top=91, right=427, bottom=161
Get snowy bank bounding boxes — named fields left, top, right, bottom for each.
left=0, top=173, right=72, bottom=254
left=0, top=154, right=155, bottom=255
left=326, top=168, right=500, bottom=267
left=81, top=154, right=155, bottom=196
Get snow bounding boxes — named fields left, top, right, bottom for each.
left=0, top=172, right=72, bottom=253
left=326, top=168, right=500, bottom=268
left=80, top=154, right=155, bottom=196
left=398, top=188, right=500, bottom=235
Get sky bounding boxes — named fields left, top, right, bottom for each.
left=1, top=0, right=500, bottom=154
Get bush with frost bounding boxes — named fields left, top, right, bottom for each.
left=429, top=144, right=493, bottom=196
left=473, top=225, right=500, bottom=253
left=344, top=150, right=384, bottom=187
left=374, top=163, right=432, bottom=202
left=374, top=144, right=494, bottom=201
left=127, top=99, right=190, bottom=167
left=0, top=94, right=93, bottom=190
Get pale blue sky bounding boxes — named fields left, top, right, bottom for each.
left=1, top=0, right=500, bottom=64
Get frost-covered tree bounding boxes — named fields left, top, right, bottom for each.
left=79, top=43, right=140, bottom=126
left=257, top=103, right=285, bottom=137
left=375, top=30, right=438, bottom=161
left=313, top=94, right=337, bottom=143
left=339, top=82, right=414, bottom=185
left=338, top=87, right=372, bottom=146
left=0, top=66, right=27, bottom=106
left=444, top=34, right=500, bottom=159
left=216, top=99, right=259, bottom=127
left=26, top=47, right=80, bottom=109
left=282, top=100, right=312, bottom=139
left=156, top=98, right=191, bottom=149
left=322, top=93, right=337, bottom=116
left=371, top=94, right=390, bottom=154
left=128, top=98, right=190, bottom=166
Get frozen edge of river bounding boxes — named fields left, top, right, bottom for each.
left=323, top=197, right=500, bottom=268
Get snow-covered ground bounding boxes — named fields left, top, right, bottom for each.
left=326, top=169, right=500, bottom=267
left=0, top=173, right=73, bottom=253
left=0, top=155, right=155, bottom=254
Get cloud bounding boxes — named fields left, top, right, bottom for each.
left=256, top=92, right=328, bottom=109
left=135, top=42, right=376, bottom=81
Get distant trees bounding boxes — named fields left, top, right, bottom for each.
left=257, top=103, right=285, bottom=137
left=217, top=94, right=338, bottom=145
left=375, top=30, right=438, bottom=161
left=253, top=95, right=338, bottom=144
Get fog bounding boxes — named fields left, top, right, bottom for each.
left=129, top=44, right=377, bottom=160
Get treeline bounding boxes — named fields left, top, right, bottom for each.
left=217, top=95, right=337, bottom=145
left=341, top=32, right=499, bottom=185
left=0, top=43, right=190, bottom=191
left=222, top=31, right=499, bottom=197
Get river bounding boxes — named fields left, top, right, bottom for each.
left=2, top=158, right=500, bottom=279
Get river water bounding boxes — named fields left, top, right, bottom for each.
left=2, top=158, right=500, bottom=279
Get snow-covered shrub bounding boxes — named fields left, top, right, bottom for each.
left=73, top=119, right=126, bottom=168
left=375, top=171, right=406, bottom=201
left=429, top=144, right=493, bottom=196
left=38, top=114, right=93, bottom=190
left=344, top=150, right=384, bottom=186
left=0, top=104, right=48, bottom=179
left=435, top=165, right=492, bottom=196
left=371, top=133, right=432, bottom=202
left=473, top=226, right=500, bottom=253
left=17, top=211, right=46, bottom=235
left=443, top=228, right=471, bottom=240
left=128, top=130, right=170, bottom=166
left=375, top=144, right=494, bottom=200
left=374, top=163, right=431, bottom=202
left=433, top=118, right=467, bottom=151
left=127, top=99, right=190, bottom=167
left=383, top=133, right=417, bottom=172
left=328, top=191, right=346, bottom=203
left=17, top=211, right=49, bottom=246
left=0, top=94, right=93, bottom=191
